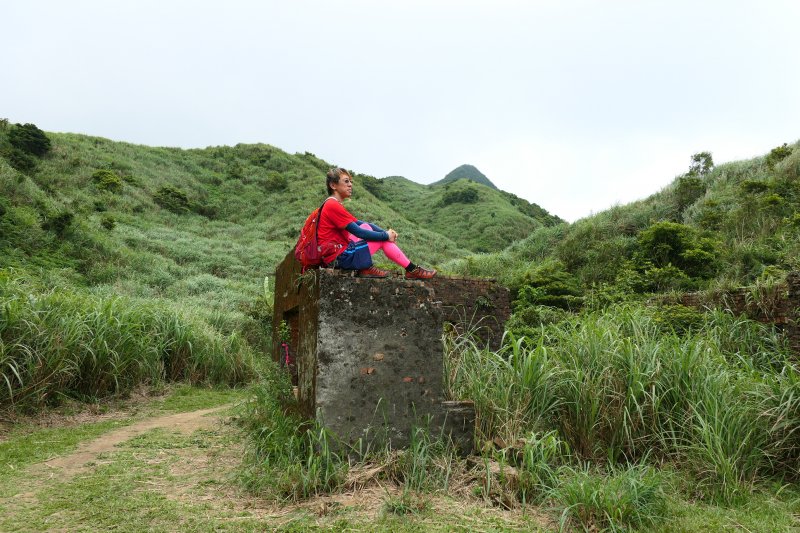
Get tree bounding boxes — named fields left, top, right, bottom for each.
left=688, top=151, right=713, bottom=177
left=8, top=123, right=51, bottom=157
left=636, top=221, right=717, bottom=278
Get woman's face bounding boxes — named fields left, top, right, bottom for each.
left=331, top=174, right=353, bottom=199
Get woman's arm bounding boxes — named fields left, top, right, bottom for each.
left=355, top=220, right=385, bottom=232
left=346, top=221, right=389, bottom=241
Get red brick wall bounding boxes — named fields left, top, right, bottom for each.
left=673, top=272, right=800, bottom=355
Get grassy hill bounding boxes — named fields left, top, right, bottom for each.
left=0, top=124, right=466, bottom=407
left=364, top=166, right=562, bottom=253
left=443, top=143, right=800, bottom=304
left=430, top=163, right=497, bottom=189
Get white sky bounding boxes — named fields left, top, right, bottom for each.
left=3, top=1, right=799, bottom=222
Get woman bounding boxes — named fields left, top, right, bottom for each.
left=317, top=168, right=436, bottom=279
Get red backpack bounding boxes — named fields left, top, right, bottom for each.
left=294, top=199, right=330, bottom=271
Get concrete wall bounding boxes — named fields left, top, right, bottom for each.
left=271, top=252, right=511, bottom=450
left=315, top=273, right=445, bottom=447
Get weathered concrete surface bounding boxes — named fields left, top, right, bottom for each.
left=316, top=275, right=445, bottom=447
left=271, top=252, right=510, bottom=452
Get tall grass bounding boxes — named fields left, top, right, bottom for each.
left=446, top=304, right=799, bottom=504
left=0, top=271, right=256, bottom=411
left=236, top=373, right=347, bottom=501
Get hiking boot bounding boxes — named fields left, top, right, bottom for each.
left=358, top=266, right=389, bottom=278
left=405, top=266, right=437, bottom=280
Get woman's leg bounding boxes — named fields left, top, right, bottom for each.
left=348, top=223, right=411, bottom=268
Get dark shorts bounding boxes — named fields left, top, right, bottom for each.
left=330, top=240, right=372, bottom=270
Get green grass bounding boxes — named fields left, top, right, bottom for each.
left=446, top=305, right=799, bottom=506
left=0, top=272, right=257, bottom=411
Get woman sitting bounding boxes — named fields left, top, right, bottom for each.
left=317, top=167, right=436, bottom=279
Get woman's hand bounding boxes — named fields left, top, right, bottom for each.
left=387, top=229, right=398, bottom=242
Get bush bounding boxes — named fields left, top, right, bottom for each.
left=8, top=123, right=51, bottom=157
left=652, top=304, right=706, bottom=335
left=765, top=143, right=792, bottom=170
left=740, top=179, right=769, bottom=194
left=264, top=170, right=287, bottom=192
left=514, top=261, right=584, bottom=311
left=100, top=214, right=116, bottom=230
left=0, top=275, right=257, bottom=410
left=154, top=185, right=190, bottom=213
left=357, top=173, right=385, bottom=200
left=694, top=200, right=725, bottom=230
left=439, top=186, right=479, bottom=207
left=636, top=221, right=718, bottom=279
left=2, top=147, right=37, bottom=173
left=688, top=151, right=714, bottom=177
left=554, top=464, right=667, bottom=532
left=674, top=175, right=706, bottom=214
left=41, top=210, right=75, bottom=236
left=91, top=169, right=123, bottom=193
left=237, top=375, right=347, bottom=501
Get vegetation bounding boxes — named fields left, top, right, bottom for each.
left=431, top=163, right=498, bottom=189
left=0, top=271, right=256, bottom=411
left=380, top=174, right=561, bottom=252
left=445, top=144, right=800, bottom=297
left=1, top=121, right=799, bottom=529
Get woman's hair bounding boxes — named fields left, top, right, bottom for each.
left=326, top=167, right=351, bottom=196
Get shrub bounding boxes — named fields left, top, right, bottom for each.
left=439, top=186, right=479, bottom=207
left=237, top=376, right=347, bottom=501
left=740, top=179, right=769, bottom=194
left=674, top=175, right=706, bottom=214
left=8, top=123, right=51, bottom=157
left=101, top=214, right=116, bottom=230
left=2, top=147, right=37, bottom=173
left=358, top=173, right=385, bottom=200
left=0, top=277, right=257, bottom=410
left=652, top=304, right=706, bottom=335
left=154, top=185, right=190, bottom=213
left=636, top=221, right=718, bottom=279
left=264, top=170, right=287, bottom=192
left=192, top=200, right=219, bottom=219
left=514, top=261, right=584, bottom=311
left=91, top=169, right=123, bottom=192
left=765, top=143, right=792, bottom=170
left=41, top=210, right=74, bottom=236
left=554, top=464, right=667, bottom=532
left=517, top=430, right=568, bottom=502
left=694, top=199, right=724, bottom=230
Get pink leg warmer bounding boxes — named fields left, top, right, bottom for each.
left=349, top=223, right=411, bottom=268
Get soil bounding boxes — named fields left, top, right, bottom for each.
left=36, top=404, right=230, bottom=478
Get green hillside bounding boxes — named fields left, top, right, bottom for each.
left=364, top=167, right=561, bottom=253
left=444, top=144, right=800, bottom=306
left=0, top=123, right=466, bottom=408
left=431, top=163, right=497, bottom=189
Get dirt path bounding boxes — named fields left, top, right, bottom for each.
left=36, top=404, right=232, bottom=479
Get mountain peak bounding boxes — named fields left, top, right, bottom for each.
left=432, top=164, right=497, bottom=189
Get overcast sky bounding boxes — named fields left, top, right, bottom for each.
left=4, top=1, right=799, bottom=222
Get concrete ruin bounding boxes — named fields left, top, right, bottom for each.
left=271, top=252, right=510, bottom=452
